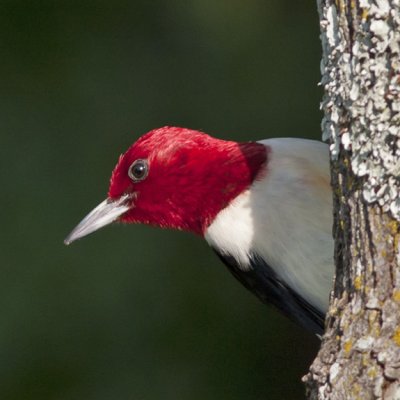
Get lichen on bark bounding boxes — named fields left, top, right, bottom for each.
left=321, top=0, right=400, bottom=219
left=304, top=0, right=400, bottom=399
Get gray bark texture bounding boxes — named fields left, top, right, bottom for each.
left=304, top=0, right=400, bottom=399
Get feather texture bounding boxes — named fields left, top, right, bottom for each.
left=205, top=138, right=333, bottom=322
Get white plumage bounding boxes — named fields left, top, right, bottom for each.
left=205, top=138, right=333, bottom=315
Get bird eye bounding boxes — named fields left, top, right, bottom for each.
left=128, top=159, right=149, bottom=182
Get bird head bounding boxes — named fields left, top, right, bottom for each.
left=64, top=126, right=267, bottom=244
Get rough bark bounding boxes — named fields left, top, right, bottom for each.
left=304, top=1, right=400, bottom=399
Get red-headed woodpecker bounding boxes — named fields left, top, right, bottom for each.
left=65, top=127, right=333, bottom=334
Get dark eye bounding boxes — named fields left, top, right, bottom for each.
left=128, top=159, right=149, bottom=182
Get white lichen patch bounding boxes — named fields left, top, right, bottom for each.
left=329, top=362, right=341, bottom=381
left=383, top=381, right=400, bottom=399
left=354, top=336, right=374, bottom=350
left=370, top=20, right=390, bottom=38
left=319, top=0, right=400, bottom=221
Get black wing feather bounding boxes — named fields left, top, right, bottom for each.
left=212, top=249, right=325, bottom=335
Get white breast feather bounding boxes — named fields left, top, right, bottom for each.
left=205, top=138, right=334, bottom=313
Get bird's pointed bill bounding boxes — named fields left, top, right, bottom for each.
left=64, top=194, right=131, bottom=245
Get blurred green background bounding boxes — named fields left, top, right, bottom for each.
left=1, top=1, right=323, bottom=399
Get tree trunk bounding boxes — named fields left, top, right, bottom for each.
left=304, top=1, right=400, bottom=399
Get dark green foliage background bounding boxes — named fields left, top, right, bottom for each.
left=1, top=1, right=322, bottom=399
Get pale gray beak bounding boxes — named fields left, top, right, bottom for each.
left=64, top=194, right=131, bottom=245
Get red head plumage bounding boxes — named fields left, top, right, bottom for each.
left=108, top=126, right=267, bottom=235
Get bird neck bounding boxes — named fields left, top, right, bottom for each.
left=174, top=140, right=268, bottom=235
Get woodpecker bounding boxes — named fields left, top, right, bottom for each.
left=65, top=127, right=333, bottom=335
